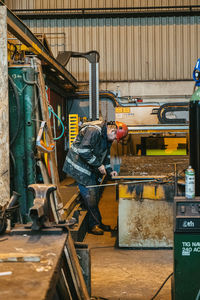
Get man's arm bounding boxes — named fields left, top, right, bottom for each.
left=103, top=148, right=118, bottom=177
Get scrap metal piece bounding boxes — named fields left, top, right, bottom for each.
left=0, top=192, right=21, bottom=235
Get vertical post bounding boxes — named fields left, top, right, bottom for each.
left=89, top=63, right=92, bottom=120
left=0, top=6, right=9, bottom=206
left=91, top=62, right=96, bottom=120
left=89, top=62, right=99, bottom=121
left=96, top=62, right=99, bottom=120
left=87, top=52, right=99, bottom=121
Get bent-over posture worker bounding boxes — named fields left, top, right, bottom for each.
left=63, top=120, right=128, bottom=235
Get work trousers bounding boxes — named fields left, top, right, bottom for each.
left=78, top=183, right=102, bottom=230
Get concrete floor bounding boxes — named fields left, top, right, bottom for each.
left=60, top=177, right=79, bottom=206
left=84, top=185, right=173, bottom=300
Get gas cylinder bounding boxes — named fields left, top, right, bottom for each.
left=189, top=86, right=200, bottom=196
left=185, top=166, right=195, bottom=199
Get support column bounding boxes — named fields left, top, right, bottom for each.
left=0, top=6, right=9, bottom=206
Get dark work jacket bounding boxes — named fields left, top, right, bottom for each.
left=63, top=121, right=113, bottom=186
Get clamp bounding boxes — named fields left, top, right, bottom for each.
left=28, top=184, right=57, bottom=230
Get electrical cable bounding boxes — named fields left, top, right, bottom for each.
left=157, top=102, right=188, bottom=124
left=150, top=272, right=173, bottom=300
left=8, top=75, right=21, bottom=146
left=48, top=105, right=65, bottom=140
left=44, top=85, right=65, bottom=141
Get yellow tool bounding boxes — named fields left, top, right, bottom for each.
left=36, top=121, right=55, bottom=153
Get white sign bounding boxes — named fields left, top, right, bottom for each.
left=182, top=241, right=200, bottom=256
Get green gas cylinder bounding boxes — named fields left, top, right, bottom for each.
left=9, top=65, right=36, bottom=222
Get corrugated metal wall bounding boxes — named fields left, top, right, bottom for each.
left=6, top=0, right=200, bottom=10
left=21, top=16, right=200, bottom=82
left=6, top=0, right=200, bottom=82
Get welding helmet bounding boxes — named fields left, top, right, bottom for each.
left=115, top=121, right=128, bottom=142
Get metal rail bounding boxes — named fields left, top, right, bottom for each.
left=12, top=5, right=200, bottom=19
left=0, top=1, right=77, bottom=88
left=128, top=125, right=189, bottom=131
left=86, top=179, right=157, bottom=189
left=12, top=5, right=200, bottom=11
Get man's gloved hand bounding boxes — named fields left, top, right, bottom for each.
left=98, top=165, right=107, bottom=175
left=110, top=171, right=118, bottom=177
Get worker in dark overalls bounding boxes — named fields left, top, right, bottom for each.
left=63, top=120, right=128, bottom=235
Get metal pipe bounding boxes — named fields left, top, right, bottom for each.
left=96, top=63, right=99, bottom=120
left=89, top=63, right=92, bottom=120
left=23, top=67, right=36, bottom=214
left=11, top=5, right=200, bottom=13
left=86, top=179, right=157, bottom=189
left=75, top=91, right=120, bottom=107
left=12, top=6, right=200, bottom=19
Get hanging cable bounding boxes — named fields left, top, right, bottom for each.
left=44, top=86, right=65, bottom=141
left=48, top=105, right=65, bottom=140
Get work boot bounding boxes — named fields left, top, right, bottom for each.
left=99, top=223, right=111, bottom=231
left=90, top=225, right=104, bottom=235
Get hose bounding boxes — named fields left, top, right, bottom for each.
left=157, top=102, right=188, bottom=124
left=74, top=91, right=120, bottom=107
left=48, top=105, right=65, bottom=140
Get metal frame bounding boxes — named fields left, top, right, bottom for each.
left=0, top=1, right=77, bottom=88
left=12, top=5, right=200, bottom=19
left=57, top=51, right=100, bottom=120
left=128, top=125, right=189, bottom=135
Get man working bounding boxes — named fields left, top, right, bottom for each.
left=63, top=120, right=128, bottom=235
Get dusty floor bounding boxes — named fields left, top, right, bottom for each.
left=84, top=185, right=173, bottom=300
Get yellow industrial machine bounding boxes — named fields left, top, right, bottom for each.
left=114, top=102, right=189, bottom=248
left=115, top=103, right=188, bottom=155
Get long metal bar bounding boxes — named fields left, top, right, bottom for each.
left=12, top=5, right=200, bottom=12
left=14, top=11, right=200, bottom=20
left=13, top=6, right=200, bottom=19
left=0, top=2, right=77, bottom=88
left=128, top=125, right=189, bottom=131
left=96, top=63, right=99, bottom=120
left=86, top=179, right=157, bottom=189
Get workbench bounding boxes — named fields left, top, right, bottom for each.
left=0, top=232, right=69, bottom=300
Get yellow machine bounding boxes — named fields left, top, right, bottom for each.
left=114, top=102, right=189, bottom=248
left=115, top=103, right=188, bottom=155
